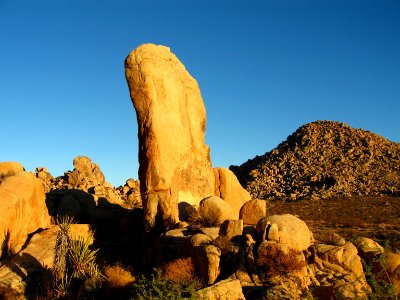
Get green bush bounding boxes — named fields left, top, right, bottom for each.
left=362, top=255, right=397, bottom=299
left=133, top=268, right=198, bottom=300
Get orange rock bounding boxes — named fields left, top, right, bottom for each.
left=125, top=44, right=215, bottom=230
left=0, top=172, right=51, bottom=256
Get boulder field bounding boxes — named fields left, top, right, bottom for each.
left=231, top=120, right=400, bottom=200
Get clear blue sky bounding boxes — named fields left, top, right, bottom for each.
left=1, top=1, right=399, bottom=187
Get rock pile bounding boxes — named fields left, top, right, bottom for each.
left=159, top=208, right=372, bottom=299
left=231, top=120, right=400, bottom=200
left=35, top=156, right=124, bottom=205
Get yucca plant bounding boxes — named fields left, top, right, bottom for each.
left=69, top=236, right=100, bottom=279
left=53, top=273, right=72, bottom=298
left=50, top=215, right=102, bottom=298
left=52, top=216, right=75, bottom=281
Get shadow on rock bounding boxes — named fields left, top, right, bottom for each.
left=46, top=189, right=146, bottom=267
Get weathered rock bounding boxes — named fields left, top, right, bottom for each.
left=190, top=233, right=212, bottom=247
left=195, top=244, right=221, bottom=285
left=256, top=214, right=311, bottom=252
left=232, top=120, right=400, bottom=200
left=46, top=189, right=96, bottom=219
left=125, top=44, right=215, bottom=231
left=199, top=227, right=220, bottom=240
left=117, top=178, right=142, bottom=208
left=35, top=167, right=55, bottom=193
left=317, top=230, right=346, bottom=246
left=218, top=219, right=243, bottom=241
left=196, top=278, right=245, bottom=300
left=214, top=168, right=250, bottom=219
left=0, top=162, right=24, bottom=179
left=69, top=156, right=105, bottom=187
left=239, top=199, right=266, bottom=225
left=309, top=242, right=371, bottom=299
left=199, top=196, right=234, bottom=226
left=161, top=228, right=189, bottom=261
left=0, top=172, right=51, bottom=256
left=42, top=156, right=122, bottom=205
left=352, top=236, right=384, bottom=262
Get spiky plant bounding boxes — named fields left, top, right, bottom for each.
left=69, top=236, right=100, bottom=279
left=52, top=216, right=75, bottom=281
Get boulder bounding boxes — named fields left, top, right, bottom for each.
left=199, top=227, right=220, bottom=240
left=0, top=162, right=24, bottom=179
left=239, top=199, right=266, bottom=225
left=194, top=244, right=221, bottom=285
left=196, top=278, right=245, bottom=300
left=189, top=233, right=212, bottom=247
left=125, top=44, right=215, bottom=231
left=352, top=236, right=384, bottom=261
left=256, top=214, right=311, bottom=252
left=218, top=219, right=243, bottom=241
left=161, top=228, right=189, bottom=261
left=198, top=196, right=234, bottom=226
left=309, top=242, right=371, bottom=299
left=69, top=156, right=105, bottom=188
left=35, top=167, right=55, bottom=193
left=46, top=189, right=96, bottom=219
left=0, top=172, right=51, bottom=256
left=213, top=168, right=250, bottom=219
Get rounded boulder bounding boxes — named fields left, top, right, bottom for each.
left=257, top=214, right=311, bottom=252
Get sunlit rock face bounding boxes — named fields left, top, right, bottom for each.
left=125, top=44, right=215, bottom=231
left=0, top=172, right=51, bottom=257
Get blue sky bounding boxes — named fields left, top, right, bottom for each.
left=1, top=1, right=399, bottom=187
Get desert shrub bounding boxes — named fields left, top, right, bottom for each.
left=256, top=244, right=306, bottom=280
left=133, top=268, right=198, bottom=300
left=162, top=257, right=201, bottom=288
left=0, top=171, right=16, bottom=184
left=104, top=264, right=136, bottom=288
left=362, top=254, right=398, bottom=299
left=187, top=205, right=221, bottom=227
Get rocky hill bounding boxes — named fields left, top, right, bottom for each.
left=231, top=120, right=400, bottom=200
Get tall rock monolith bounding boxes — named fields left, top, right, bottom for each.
left=125, top=44, right=215, bottom=231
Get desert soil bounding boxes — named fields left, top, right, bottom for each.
left=266, top=196, right=400, bottom=249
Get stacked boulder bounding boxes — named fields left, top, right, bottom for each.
left=35, top=156, right=123, bottom=205
left=116, top=178, right=141, bottom=207
left=232, top=120, right=400, bottom=200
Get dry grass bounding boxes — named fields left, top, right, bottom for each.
left=163, top=257, right=200, bottom=287
left=104, top=264, right=136, bottom=288
left=256, top=243, right=306, bottom=279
